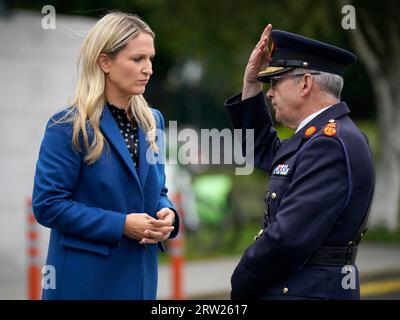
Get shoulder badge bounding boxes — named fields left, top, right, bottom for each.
left=305, top=126, right=317, bottom=138
left=323, top=120, right=337, bottom=137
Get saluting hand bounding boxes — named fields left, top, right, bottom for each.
left=243, top=24, right=272, bottom=100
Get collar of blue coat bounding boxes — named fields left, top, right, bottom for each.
left=269, top=102, right=350, bottom=173
left=99, top=104, right=151, bottom=190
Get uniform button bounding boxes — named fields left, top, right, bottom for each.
left=271, top=192, right=277, bottom=199
left=254, top=229, right=264, bottom=241
left=283, top=287, right=289, bottom=294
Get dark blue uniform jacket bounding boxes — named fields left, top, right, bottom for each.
left=226, top=91, right=374, bottom=299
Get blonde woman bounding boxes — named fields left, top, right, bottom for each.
left=32, top=12, right=179, bottom=299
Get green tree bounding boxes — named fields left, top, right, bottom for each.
left=342, top=0, right=400, bottom=229
left=8, top=0, right=375, bottom=124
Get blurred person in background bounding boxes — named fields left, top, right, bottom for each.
left=225, top=24, right=374, bottom=299
left=32, top=11, right=179, bottom=300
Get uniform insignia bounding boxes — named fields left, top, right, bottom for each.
left=258, top=66, right=285, bottom=76
left=270, top=41, right=276, bottom=57
left=273, top=164, right=290, bottom=176
left=254, top=229, right=264, bottom=241
left=323, top=123, right=337, bottom=136
left=305, top=126, right=317, bottom=137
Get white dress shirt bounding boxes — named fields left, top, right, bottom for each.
left=295, top=105, right=332, bottom=134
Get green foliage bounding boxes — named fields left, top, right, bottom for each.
left=159, top=222, right=260, bottom=263
left=363, top=226, right=400, bottom=244
left=275, top=125, right=295, bottom=140
left=352, top=0, right=400, bottom=64
left=10, top=0, right=378, bottom=126
left=355, top=120, right=380, bottom=158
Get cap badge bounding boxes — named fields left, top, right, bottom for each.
left=258, top=66, right=285, bottom=76
left=270, top=40, right=276, bottom=57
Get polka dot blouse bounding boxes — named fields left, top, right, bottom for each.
left=107, top=103, right=139, bottom=169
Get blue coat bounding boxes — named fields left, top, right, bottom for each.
left=32, top=105, right=179, bottom=300
left=226, top=92, right=374, bottom=300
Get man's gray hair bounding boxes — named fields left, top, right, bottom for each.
left=292, top=68, right=344, bottom=99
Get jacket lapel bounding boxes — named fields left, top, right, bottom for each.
left=270, top=102, right=351, bottom=172
left=138, top=126, right=152, bottom=188
left=100, top=106, right=142, bottom=189
left=270, top=133, right=304, bottom=174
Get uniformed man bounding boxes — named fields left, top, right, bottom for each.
left=225, top=25, right=374, bottom=299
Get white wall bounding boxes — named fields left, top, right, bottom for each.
left=0, top=10, right=95, bottom=299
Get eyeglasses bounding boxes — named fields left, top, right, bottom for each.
left=269, top=72, right=321, bottom=89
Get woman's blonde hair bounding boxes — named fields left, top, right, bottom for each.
left=66, top=11, right=158, bottom=164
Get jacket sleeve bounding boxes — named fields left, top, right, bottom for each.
left=32, top=114, right=126, bottom=246
left=153, top=109, right=180, bottom=239
left=225, top=91, right=282, bottom=172
left=231, top=136, right=349, bottom=298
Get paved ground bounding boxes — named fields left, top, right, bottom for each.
left=1, top=243, right=399, bottom=299
left=157, top=243, right=400, bottom=299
